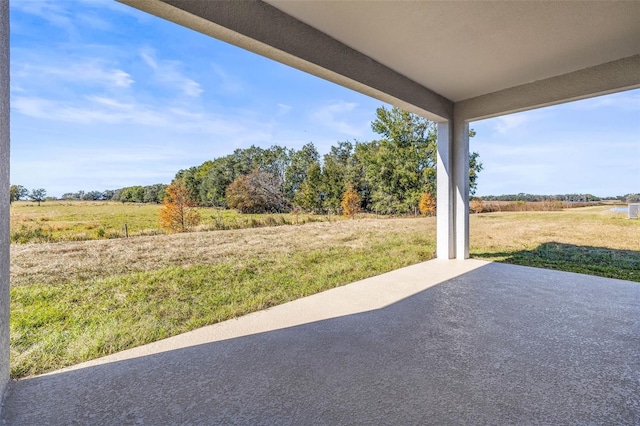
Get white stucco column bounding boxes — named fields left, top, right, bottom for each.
left=436, top=122, right=455, bottom=259
left=0, top=0, right=10, bottom=398
left=452, top=116, right=470, bottom=259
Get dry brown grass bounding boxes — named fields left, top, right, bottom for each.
left=470, top=207, right=638, bottom=254
left=11, top=217, right=435, bottom=288
left=12, top=206, right=637, bottom=289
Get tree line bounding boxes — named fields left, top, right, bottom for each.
left=9, top=185, right=48, bottom=206
left=8, top=106, right=480, bottom=214
left=172, top=106, right=482, bottom=215
left=59, top=184, right=169, bottom=203
left=10, top=184, right=169, bottom=205
left=11, top=104, right=639, bottom=213
left=480, top=193, right=640, bottom=203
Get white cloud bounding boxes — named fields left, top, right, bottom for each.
left=89, top=97, right=135, bottom=110
left=12, top=93, right=274, bottom=147
left=140, top=51, right=158, bottom=69
left=76, top=13, right=113, bottom=31
left=13, top=59, right=134, bottom=89
left=11, top=0, right=76, bottom=33
left=568, top=91, right=640, bottom=112
left=140, top=49, right=203, bottom=98
left=182, top=80, right=204, bottom=97
left=494, top=114, right=529, bottom=134
left=12, top=96, right=163, bottom=125
left=11, top=0, right=136, bottom=33
left=277, top=103, right=292, bottom=116
left=311, top=101, right=366, bottom=137
left=211, top=63, right=245, bottom=94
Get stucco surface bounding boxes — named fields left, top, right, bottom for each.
left=2, top=260, right=638, bottom=425
left=0, top=0, right=10, bottom=403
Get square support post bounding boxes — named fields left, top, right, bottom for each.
left=436, top=122, right=455, bottom=259
left=0, top=0, right=9, bottom=400
left=452, top=116, right=470, bottom=259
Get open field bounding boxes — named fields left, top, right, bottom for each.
left=10, top=206, right=639, bottom=378
left=471, top=206, right=639, bottom=279
left=9, top=201, right=336, bottom=243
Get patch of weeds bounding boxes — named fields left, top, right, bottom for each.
left=105, top=230, right=123, bottom=239
left=65, top=232, right=91, bottom=242
left=10, top=225, right=54, bottom=244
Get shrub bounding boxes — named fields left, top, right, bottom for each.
left=10, top=226, right=54, bottom=244
left=419, top=193, right=436, bottom=216
left=341, top=185, right=361, bottom=219
left=226, top=170, right=291, bottom=214
left=159, top=181, right=201, bottom=232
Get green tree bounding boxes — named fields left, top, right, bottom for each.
left=363, top=106, right=437, bottom=213
left=469, top=150, right=483, bottom=196
left=120, top=186, right=144, bottom=203
left=143, top=184, right=168, bottom=204
left=199, top=145, right=292, bottom=207
left=320, top=141, right=359, bottom=213
left=83, top=191, right=103, bottom=201
left=284, top=143, right=319, bottom=200
left=294, top=162, right=323, bottom=212
left=28, top=188, right=47, bottom=206
left=10, top=185, right=28, bottom=203
left=175, top=166, right=206, bottom=205
left=365, top=106, right=482, bottom=213
left=102, top=189, right=115, bottom=200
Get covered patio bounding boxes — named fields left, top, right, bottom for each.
left=0, top=1, right=639, bottom=423
left=3, top=259, right=639, bottom=424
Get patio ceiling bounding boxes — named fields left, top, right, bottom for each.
left=267, top=1, right=640, bottom=103
left=120, top=0, right=640, bottom=121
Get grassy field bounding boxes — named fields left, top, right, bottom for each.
left=9, top=201, right=333, bottom=243
left=9, top=204, right=639, bottom=378
left=470, top=206, right=639, bottom=280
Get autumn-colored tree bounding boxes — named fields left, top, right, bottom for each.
left=159, top=181, right=201, bottom=232
left=226, top=169, right=291, bottom=214
left=341, top=185, right=361, bottom=219
left=418, top=192, right=436, bottom=216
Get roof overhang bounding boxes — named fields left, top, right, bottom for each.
left=119, top=0, right=640, bottom=122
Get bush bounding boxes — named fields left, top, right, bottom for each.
left=226, top=170, right=291, bottom=214
left=11, top=226, right=54, bottom=244
left=419, top=193, right=436, bottom=216
left=159, top=181, right=201, bottom=232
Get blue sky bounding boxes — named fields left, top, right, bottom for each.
left=9, top=1, right=640, bottom=198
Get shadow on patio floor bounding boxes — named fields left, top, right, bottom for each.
left=2, top=262, right=639, bottom=424
left=474, top=241, right=640, bottom=282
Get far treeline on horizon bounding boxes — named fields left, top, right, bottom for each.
left=10, top=107, right=640, bottom=213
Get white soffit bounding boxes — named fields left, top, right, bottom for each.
left=266, top=1, right=640, bottom=102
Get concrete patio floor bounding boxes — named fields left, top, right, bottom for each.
left=2, top=259, right=639, bottom=425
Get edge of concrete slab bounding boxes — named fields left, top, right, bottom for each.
left=39, top=258, right=489, bottom=376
